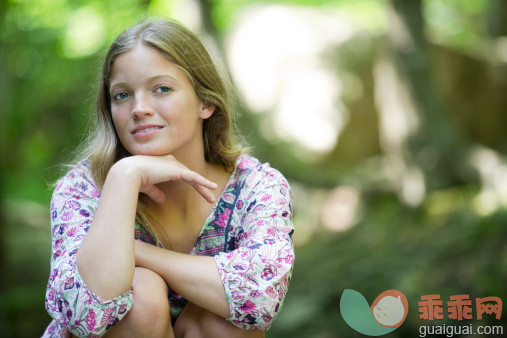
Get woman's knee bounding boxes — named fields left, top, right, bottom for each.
left=107, top=267, right=173, bottom=337
left=131, top=267, right=170, bottom=325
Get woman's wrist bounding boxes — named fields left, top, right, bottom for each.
left=134, top=240, right=164, bottom=268
left=109, top=157, right=143, bottom=190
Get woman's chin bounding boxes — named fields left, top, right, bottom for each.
left=128, top=148, right=174, bottom=157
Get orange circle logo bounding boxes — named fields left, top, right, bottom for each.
left=370, top=290, right=409, bottom=328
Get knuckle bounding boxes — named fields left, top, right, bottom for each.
left=186, top=170, right=198, bottom=179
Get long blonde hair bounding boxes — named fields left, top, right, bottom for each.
left=74, top=18, right=245, bottom=242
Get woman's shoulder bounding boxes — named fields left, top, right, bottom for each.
left=234, top=154, right=290, bottom=192
left=53, top=160, right=100, bottom=198
left=235, top=153, right=261, bottom=171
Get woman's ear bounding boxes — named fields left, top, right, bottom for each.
left=200, top=100, right=216, bottom=119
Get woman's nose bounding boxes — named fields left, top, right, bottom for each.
left=131, top=93, right=154, bottom=118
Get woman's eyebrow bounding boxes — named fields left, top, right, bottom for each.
left=109, top=74, right=178, bottom=92
left=149, top=74, right=178, bottom=82
left=109, top=81, right=127, bottom=93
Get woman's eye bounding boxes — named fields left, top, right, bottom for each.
left=156, top=85, right=172, bottom=94
left=113, top=92, right=129, bottom=101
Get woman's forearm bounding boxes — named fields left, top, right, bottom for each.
left=75, top=154, right=219, bottom=302
left=135, top=241, right=230, bottom=318
left=76, top=163, right=141, bottom=300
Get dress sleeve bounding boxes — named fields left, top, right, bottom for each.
left=214, top=165, right=295, bottom=330
left=44, top=163, right=133, bottom=337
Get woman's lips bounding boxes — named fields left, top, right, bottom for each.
left=131, top=125, right=164, bottom=135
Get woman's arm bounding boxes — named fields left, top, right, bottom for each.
left=213, top=167, right=294, bottom=330
left=134, top=241, right=230, bottom=317
left=45, top=156, right=217, bottom=336
left=76, top=155, right=218, bottom=301
left=45, top=162, right=134, bottom=337
left=75, top=162, right=140, bottom=300
left=134, top=163, right=295, bottom=330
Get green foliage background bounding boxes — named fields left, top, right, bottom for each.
left=0, top=0, right=506, bottom=337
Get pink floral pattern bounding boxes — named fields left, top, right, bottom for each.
left=212, top=155, right=294, bottom=330
left=43, top=162, right=133, bottom=337
left=43, top=155, right=294, bottom=336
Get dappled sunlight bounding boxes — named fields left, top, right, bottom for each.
left=374, top=57, right=425, bottom=206
left=226, top=4, right=355, bottom=154
left=274, top=69, right=343, bottom=152
left=374, top=58, right=420, bottom=153
left=424, top=0, right=486, bottom=53
left=320, top=186, right=360, bottom=232
left=149, top=0, right=201, bottom=32
left=62, top=7, right=105, bottom=58
left=493, top=36, right=507, bottom=62
left=400, top=166, right=426, bottom=207
left=290, top=183, right=361, bottom=246
left=470, top=146, right=507, bottom=215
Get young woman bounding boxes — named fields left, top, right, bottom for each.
left=43, top=18, right=294, bottom=337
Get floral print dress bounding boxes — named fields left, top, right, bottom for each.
left=43, top=154, right=294, bottom=337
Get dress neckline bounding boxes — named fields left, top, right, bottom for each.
left=155, top=154, right=245, bottom=254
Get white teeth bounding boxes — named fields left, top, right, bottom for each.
left=135, top=126, right=161, bottom=133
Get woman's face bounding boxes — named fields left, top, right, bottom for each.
left=109, top=43, right=214, bottom=159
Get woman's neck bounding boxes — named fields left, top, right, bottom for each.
left=147, top=160, right=230, bottom=224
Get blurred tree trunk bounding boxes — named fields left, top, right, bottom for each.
left=485, top=0, right=507, bottom=37
left=429, top=43, right=507, bottom=153
left=197, top=0, right=227, bottom=60
left=198, top=0, right=219, bottom=39
left=377, top=0, right=476, bottom=205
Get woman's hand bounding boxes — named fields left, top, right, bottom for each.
left=77, top=155, right=217, bottom=300
left=113, top=155, right=218, bottom=204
